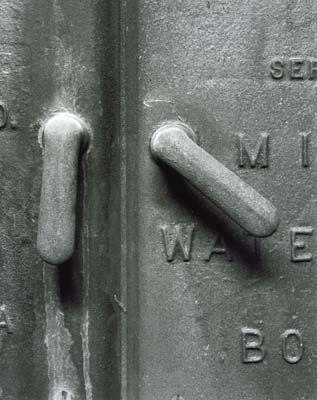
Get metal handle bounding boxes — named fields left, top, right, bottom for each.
left=37, top=113, right=89, bottom=265
left=150, top=122, right=279, bottom=237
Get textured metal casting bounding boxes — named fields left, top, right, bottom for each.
left=37, top=113, right=89, bottom=265
left=151, top=122, right=279, bottom=237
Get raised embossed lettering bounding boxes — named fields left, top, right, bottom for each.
left=238, top=133, right=269, bottom=168
left=205, top=234, right=232, bottom=261
left=0, top=305, right=11, bottom=333
left=290, top=58, right=305, bottom=80
left=290, top=226, right=314, bottom=262
left=301, top=132, right=310, bottom=167
left=0, top=104, right=8, bottom=129
left=241, top=327, right=266, bottom=363
left=271, top=58, right=317, bottom=80
left=309, top=60, right=317, bottom=80
left=159, top=224, right=317, bottom=263
left=242, top=328, right=305, bottom=364
left=281, top=329, right=303, bottom=364
left=161, top=224, right=195, bottom=262
left=271, top=59, right=285, bottom=79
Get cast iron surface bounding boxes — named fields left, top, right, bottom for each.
left=1, top=0, right=317, bottom=399
left=150, top=122, right=279, bottom=237
left=0, top=1, right=120, bottom=399
left=121, top=0, right=317, bottom=399
left=37, top=113, right=89, bottom=265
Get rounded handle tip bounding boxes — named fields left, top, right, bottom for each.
left=37, top=241, right=74, bottom=266
left=253, top=205, right=280, bottom=238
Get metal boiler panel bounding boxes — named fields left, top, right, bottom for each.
left=0, top=1, right=120, bottom=399
left=0, top=0, right=316, bottom=400
left=120, top=1, right=317, bottom=399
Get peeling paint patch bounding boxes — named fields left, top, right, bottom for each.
left=49, top=0, right=94, bottom=111
left=81, top=246, right=92, bottom=400
left=81, top=306, right=92, bottom=400
left=143, top=99, right=174, bottom=108
left=43, top=266, right=80, bottom=400
left=114, top=294, right=127, bottom=313
left=80, top=150, right=93, bottom=400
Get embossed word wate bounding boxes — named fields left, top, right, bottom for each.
left=160, top=224, right=314, bottom=263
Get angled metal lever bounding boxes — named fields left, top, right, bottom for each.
left=37, top=113, right=89, bottom=265
left=150, top=122, right=279, bottom=237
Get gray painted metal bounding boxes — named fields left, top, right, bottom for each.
left=0, top=1, right=120, bottom=399
left=0, top=0, right=316, bottom=400
left=37, top=113, right=89, bottom=265
left=151, top=122, right=279, bottom=237
left=120, top=1, right=317, bottom=399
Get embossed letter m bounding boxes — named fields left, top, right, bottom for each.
left=238, top=133, right=269, bottom=168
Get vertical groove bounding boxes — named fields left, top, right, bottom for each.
left=120, top=1, right=128, bottom=398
